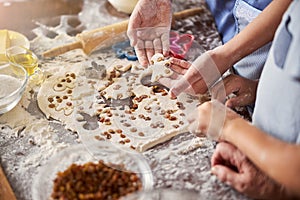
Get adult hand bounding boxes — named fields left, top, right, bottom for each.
left=188, top=100, right=241, bottom=140
left=168, top=52, right=222, bottom=98
left=211, top=142, right=286, bottom=199
left=127, top=0, right=172, bottom=66
left=211, top=74, right=258, bottom=109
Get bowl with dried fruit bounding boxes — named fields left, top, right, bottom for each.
left=32, top=141, right=153, bottom=200
left=0, top=62, right=28, bottom=114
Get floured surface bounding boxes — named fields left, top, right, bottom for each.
left=0, top=0, right=250, bottom=200
left=37, top=53, right=201, bottom=152
left=72, top=62, right=201, bottom=152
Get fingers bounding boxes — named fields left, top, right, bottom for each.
left=211, top=75, right=239, bottom=103
left=145, top=40, right=155, bottom=64
left=169, top=66, right=204, bottom=97
left=211, top=165, right=241, bottom=186
left=211, top=142, right=238, bottom=166
left=169, top=77, right=193, bottom=97
left=134, top=39, right=167, bottom=67
left=127, top=29, right=138, bottom=47
left=190, top=79, right=209, bottom=95
left=211, top=74, right=258, bottom=108
left=170, top=52, right=221, bottom=97
left=168, top=70, right=208, bottom=96
left=135, top=40, right=148, bottom=67
left=170, top=57, right=190, bottom=68
left=169, top=58, right=190, bottom=77
left=130, top=27, right=170, bottom=67
left=211, top=142, right=245, bottom=187
left=153, top=38, right=163, bottom=55
left=161, top=32, right=170, bottom=56
left=226, top=97, right=242, bottom=109
left=187, top=100, right=226, bottom=141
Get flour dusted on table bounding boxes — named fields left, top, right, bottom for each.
left=36, top=52, right=205, bottom=152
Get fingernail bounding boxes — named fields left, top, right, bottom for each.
left=225, top=181, right=232, bottom=186
left=169, top=87, right=180, bottom=97
left=211, top=166, right=217, bottom=174
left=163, top=50, right=169, bottom=56
left=168, top=90, right=177, bottom=99
left=225, top=101, right=231, bottom=108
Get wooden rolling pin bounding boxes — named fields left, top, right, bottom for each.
left=0, top=164, right=17, bottom=200
left=43, top=7, right=205, bottom=58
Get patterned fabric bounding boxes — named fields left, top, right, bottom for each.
left=206, top=0, right=272, bottom=80
left=206, top=0, right=271, bottom=43
left=253, top=0, right=300, bottom=144
left=232, top=0, right=272, bottom=80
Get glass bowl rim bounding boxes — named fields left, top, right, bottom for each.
left=32, top=141, right=154, bottom=200
left=0, top=62, right=28, bottom=100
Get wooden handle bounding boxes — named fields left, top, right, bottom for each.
left=0, top=165, right=16, bottom=200
left=42, top=7, right=205, bottom=58
left=173, top=6, right=205, bottom=20
left=77, top=20, right=129, bottom=55
left=42, top=41, right=82, bottom=58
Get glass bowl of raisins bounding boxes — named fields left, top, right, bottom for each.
left=32, top=141, right=153, bottom=200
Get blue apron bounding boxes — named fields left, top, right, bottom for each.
left=206, top=0, right=272, bottom=80
left=252, top=0, right=300, bottom=144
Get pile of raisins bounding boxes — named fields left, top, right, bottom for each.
left=51, top=160, right=142, bottom=200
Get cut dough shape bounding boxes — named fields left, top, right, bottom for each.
left=140, top=53, right=174, bottom=83
left=37, top=54, right=204, bottom=152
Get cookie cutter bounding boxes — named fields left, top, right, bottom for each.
left=112, top=40, right=138, bottom=61
left=169, top=31, right=194, bottom=59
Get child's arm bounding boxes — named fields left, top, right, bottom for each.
left=210, top=0, right=292, bottom=74
left=170, top=0, right=292, bottom=97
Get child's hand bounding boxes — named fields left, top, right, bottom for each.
left=188, top=100, right=241, bottom=140
left=211, top=74, right=258, bottom=108
left=159, top=58, right=201, bottom=95
left=169, top=52, right=222, bottom=97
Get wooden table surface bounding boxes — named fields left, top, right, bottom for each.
left=0, top=164, right=16, bottom=200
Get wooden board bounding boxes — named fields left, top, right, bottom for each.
left=0, top=164, right=16, bottom=200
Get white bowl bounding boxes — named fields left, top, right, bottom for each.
left=0, top=62, right=28, bottom=114
left=32, top=141, right=153, bottom=200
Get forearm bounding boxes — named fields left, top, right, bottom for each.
left=223, top=118, right=300, bottom=197
left=209, top=0, right=292, bottom=74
